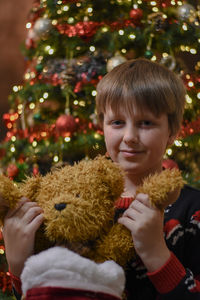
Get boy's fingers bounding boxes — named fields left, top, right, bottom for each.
left=5, top=200, right=39, bottom=219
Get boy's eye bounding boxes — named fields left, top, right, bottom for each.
left=139, top=120, right=153, bottom=127
left=111, top=120, right=124, bottom=126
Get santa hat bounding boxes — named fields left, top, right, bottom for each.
left=21, top=246, right=125, bottom=299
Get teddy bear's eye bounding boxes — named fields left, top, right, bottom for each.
left=75, top=193, right=80, bottom=198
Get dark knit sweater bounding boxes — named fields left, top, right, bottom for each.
left=115, top=184, right=200, bottom=300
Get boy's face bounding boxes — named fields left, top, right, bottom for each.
left=103, top=106, right=175, bottom=179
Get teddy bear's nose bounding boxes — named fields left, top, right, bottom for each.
left=54, top=203, right=66, bottom=211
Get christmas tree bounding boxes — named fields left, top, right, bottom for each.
left=1, top=0, right=200, bottom=297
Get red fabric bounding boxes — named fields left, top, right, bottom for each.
left=115, top=197, right=133, bottom=209
left=9, top=270, right=22, bottom=295
left=25, top=287, right=121, bottom=300
left=147, top=251, right=186, bottom=294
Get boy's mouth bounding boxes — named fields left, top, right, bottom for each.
left=120, top=150, right=144, bottom=157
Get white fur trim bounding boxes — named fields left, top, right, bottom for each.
left=21, top=247, right=125, bottom=298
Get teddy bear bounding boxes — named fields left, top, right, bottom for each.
left=0, top=155, right=185, bottom=268
left=0, top=155, right=185, bottom=299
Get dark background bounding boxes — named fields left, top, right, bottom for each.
left=0, top=0, right=33, bottom=141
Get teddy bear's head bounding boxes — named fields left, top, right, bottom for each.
left=0, top=156, right=124, bottom=247
left=37, top=156, right=124, bottom=243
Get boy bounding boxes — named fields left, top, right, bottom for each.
left=95, top=58, right=200, bottom=299
left=3, top=58, right=200, bottom=299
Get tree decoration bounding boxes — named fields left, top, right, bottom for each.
left=107, top=53, right=127, bottom=72
left=55, top=114, right=77, bottom=135
left=129, top=8, right=143, bottom=23
left=160, top=55, right=176, bottom=71
left=6, top=164, right=19, bottom=179
left=148, top=12, right=167, bottom=32
left=162, top=159, right=179, bottom=170
left=33, top=17, right=53, bottom=38
left=177, top=3, right=197, bottom=22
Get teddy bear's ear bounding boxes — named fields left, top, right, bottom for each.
left=0, top=175, right=22, bottom=225
left=20, top=175, right=42, bottom=202
left=88, top=156, right=124, bottom=200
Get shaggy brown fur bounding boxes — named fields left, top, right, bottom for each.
left=0, top=156, right=185, bottom=267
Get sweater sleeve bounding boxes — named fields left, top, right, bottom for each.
left=9, top=271, right=22, bottom=299
left=147, top=203, right=200, bottom=299
left=147, top=252, right=200, bottom=299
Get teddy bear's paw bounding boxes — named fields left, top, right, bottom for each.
left=0, top=175, right=22, bottom=224
left=94, top=223, right=135, bottom=267
left=137, top=168, right=185, bottom=210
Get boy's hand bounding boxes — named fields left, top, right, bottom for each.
left=118, top=193, right=170, bottom=272
left=2, top=198, right=44, bottom=277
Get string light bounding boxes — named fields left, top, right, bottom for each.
left=63, top=5, right=69, bottom=11
left=48, top=49, right=54, bottom=55
left=152, top=7, right=159, bottom=12
left=174, top=140, right=182, bottom=147
left=43, top=92, right=49, bottom=99
left=13, top=86, right=19, bottom=92
left=53, top=155, right=59, bottom=162
left=151, top=56, right=157, bottom=61
left=91, top=90, right=97, bottom=96
left=68, top=17, right=74, bottom=24
left=188, top=81, right=194, bottom=88
left=52, top=20, right=58, bottom=25
left=129, top=34, right=136, bottom=40
left=64, top=137, right=71, bottom=142
left=87, top=7, right=93, bottom=13
left=119, top=30, right=124, bottom=35
left=11, top=136, right=16, bottom=142
left=79, top=101, right=86, bottom=107
left=89, top=46, right=95, bottom=52
left=32, top=141, right=37, bottom=147
left=26, top=22, right=32, bottom=29
left=29, top=103, right=36, bottom=109
left=186, top=94, right=192, bottom=104
left=10, top=145, right=16, bottom=153
left=102, top=27, right=108, bottom=32
left=94, top=133, right=101, bottom=139
left=166, top=149, right=172, bottom=156
left=190, top=48, right=197, bottom=54
left=182, top=24, right=188, bottom=31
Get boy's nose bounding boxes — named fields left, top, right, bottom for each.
left=123, top=126, right=139, bottom=144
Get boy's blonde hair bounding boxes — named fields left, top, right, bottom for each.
left=96, top=58, right=186, bottom=136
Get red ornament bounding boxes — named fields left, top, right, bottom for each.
left=129, top=8, right=143, bottom=22
left=55, top=114, right=77, bottom=134
left=7, top=164, right=19, bottom=179
left=33, top=164, right=39, bottom=176
left=162, top=159, right=179, bottom=170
